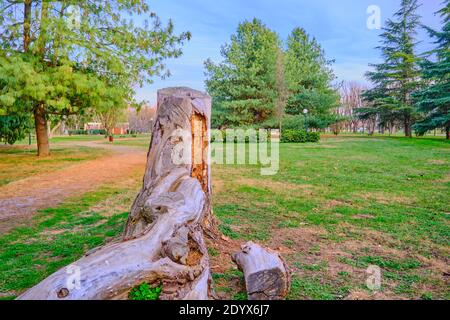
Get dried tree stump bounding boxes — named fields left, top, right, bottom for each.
left=232, top=242, right=290, bottom=300
left=18, top=87, right=213, bottom=300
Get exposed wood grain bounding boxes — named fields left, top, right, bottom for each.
left=232, top=241, right=291, bottom=300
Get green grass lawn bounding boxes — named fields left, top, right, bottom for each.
left=0, top=176, right=142, bottom=299
left=211, top=136, right=449, bottom=300
left=12, top=133, right=150, bottom=145
left=0, top=135, right=448, bottom=300
left=100, top=134, right=152, bottom=148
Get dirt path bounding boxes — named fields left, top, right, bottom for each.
left=0, top=141, right=148, bottom=233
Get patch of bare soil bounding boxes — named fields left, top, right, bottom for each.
left=0, top=141, right=147, bottom=233
left=427, top=159, right=446, bottom=165
left=357, top=191, right=413, bottom=205
left=208, top=236, right=241, bottom=274
left=323, top=199, right=355, bottom=209
left=237, top=177, right=319, bottom=195
left=344, top=290, right=403, bottom=300
left=207, top=234, right=243, bottom=299
left=437, top=173, right=450, bottom=183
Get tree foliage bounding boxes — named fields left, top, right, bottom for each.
left=413, top=0, right=450, bottom=138
left=0, top=113, right=32, bottom=145
left=205, top=18, right=281, bottom=128
left=363, top=0, right=423, bottom=137
left=205, top=22, right=339, bottom=130
left=0, top=1, right=190, bottom=153
left=284, top=27, right=340, bottom=129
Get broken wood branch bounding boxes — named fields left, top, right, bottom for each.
left=232, top=241, right=290, bottom=300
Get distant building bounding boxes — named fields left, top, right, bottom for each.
left=112, top=123, right=130, bottom=135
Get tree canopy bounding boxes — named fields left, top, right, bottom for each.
left=284, top=27, right=339, bottom=129
left=362, top=0, right=423, bottom=137
left=205, top=18, right=280, bottom=128
left=0, top=113, right=32, bottom=145
left=0, top=1, right=190, bottom=155
left=205, top=21, right=339, bottom=130
left=413, top=0, right=450, bottom=138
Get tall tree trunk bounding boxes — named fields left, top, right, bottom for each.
left=446, top=126, right=450, bottom=140
left=37, top=1, right=49, bottom=57
left=34, top=105, right=50, bottom=157
left=404, top=114, right=412, bottom=138
left=23, top=0, right=32, bottom=52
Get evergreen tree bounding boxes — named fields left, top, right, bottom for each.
left=284, top=27, right=339, bottom=129
left=413, top=0, right=450, bottom=139
left=204, top=18, right=280, bottom=127
left=0, top=114, right=32, bottom=145
left=364, top=0, right=423, bottom=137
left=0, top=1, right=190, bottom=155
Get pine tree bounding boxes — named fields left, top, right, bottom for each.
left=204, top=18, right=280, bottom=127
left=364, top=0, right=423, bottom=137
left=413, top=0, right=450, bottom=139
left=0, top=1, right=190, bottom=155
left=0, top=114, right=32, bottom=145
left=284, top=27, right=339, bottom=129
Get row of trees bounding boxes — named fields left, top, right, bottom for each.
left=204, top=19, right=340, bottom=130
left=205, top=1, right=449, bottom=139
left=360, top=0, right=449, bottom=139
left=0, top=1, right=190, bottom=155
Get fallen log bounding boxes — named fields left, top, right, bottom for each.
left=18, top=87, right=213, bottom=300
left=232, top=242, right=290, bottom=300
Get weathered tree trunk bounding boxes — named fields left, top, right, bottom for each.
left=446, top=126, right=449, bottom=140
left=18, top=87, right=213, bottom=300
left=232, top=242, right=290, bottom=300
left=34, top=104, right=50, bottom=157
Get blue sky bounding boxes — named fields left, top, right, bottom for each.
left=135, top=0, right=443, bottom=105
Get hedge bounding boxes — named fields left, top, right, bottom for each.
left=68, top=129, right=107, bottom=135
left=280, top=130, right=320, bottom=143
left=210, top=129, right=271, bottom=143
left=68, top=129, right=88, bottom=135
left=88, top=129, right=107, bottom=135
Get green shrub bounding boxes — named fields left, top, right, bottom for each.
left=128, top=283, right=162, bottom=300
left=88, top=129, right=107, bottom=135
left=233, top=292, right=248, bottom=300
left=68, top=129, right=88, bottom=135
left=0, top=114, right=32, bottom=145
left=281, top=130, right=320, bottom=143
left=307, top=132, right=321, bottom=142
left=210, top=129, right=271, bottom=143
